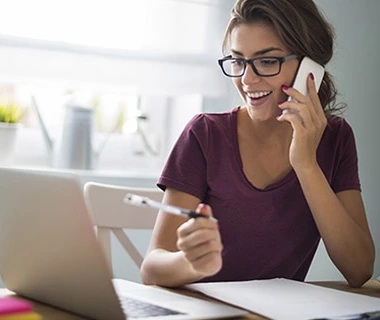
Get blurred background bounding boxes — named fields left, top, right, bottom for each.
left=0, top=0, right=379, bottom=285
left=0, top=0, right=233, bottom=174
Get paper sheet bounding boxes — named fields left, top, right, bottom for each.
left=186, top=278, right=380, bottom=320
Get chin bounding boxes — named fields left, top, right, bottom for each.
left=246, top=105, right=278, bottom=121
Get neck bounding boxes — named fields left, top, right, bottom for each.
left=239, top=107, right=292, bottom=145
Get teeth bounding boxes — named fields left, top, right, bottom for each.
left=247, top=91, right=271, bottom=99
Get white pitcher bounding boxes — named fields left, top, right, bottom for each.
left=32, top=96, right=100, bottom=170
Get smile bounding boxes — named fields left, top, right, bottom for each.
left=246, top=91, right=272, bottom=99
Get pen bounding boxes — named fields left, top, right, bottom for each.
left=311, top=310, right=380, bottom=320
left=123, top=193, right=218, bottom=222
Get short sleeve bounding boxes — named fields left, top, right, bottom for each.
left=331, top=118, right=361, bottom=193
left=157, top=114, right=209, bottom=200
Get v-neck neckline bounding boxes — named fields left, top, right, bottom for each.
left=231, top=106, right=296, bottom=191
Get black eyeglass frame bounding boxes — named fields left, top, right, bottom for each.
left=218, top=54, right=299, bottom=78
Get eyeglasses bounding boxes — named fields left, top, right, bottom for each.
left=218, top=54, right=299, bottom=78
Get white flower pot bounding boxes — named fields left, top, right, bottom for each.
left=0, top=122, right=22, bottom=165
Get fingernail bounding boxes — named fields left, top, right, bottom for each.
left=276, top=115, right=282, bottom=120
left=198, top=203, right=207, bottom=210
left=281, top=85, right=290, bottom=90
left=309, top=72, right=314, bottom=80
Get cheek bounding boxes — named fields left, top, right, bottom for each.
left=273, top=84, right=289, bottom=102
left=232, top=78, right=244, bottom=94
left=277, top=91, right=289, bottom=103
left=281, top=63, right=299, bottom=88
left=271, top=76, right=293, bottom=100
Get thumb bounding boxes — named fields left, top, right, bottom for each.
left=196, top=203, right=214, bottom=218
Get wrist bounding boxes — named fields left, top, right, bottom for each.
left=293, top=161, right=322, bottom=180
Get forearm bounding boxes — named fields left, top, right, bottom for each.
left=140, top=248, right=205, bottom=287
left=296, top=165, right=375, bottom=287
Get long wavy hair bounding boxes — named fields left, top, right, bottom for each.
left=223, top=0, right=345, bottom=115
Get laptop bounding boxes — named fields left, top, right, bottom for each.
left=0, top=167, right=247, bottom=320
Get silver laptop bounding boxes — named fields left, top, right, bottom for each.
left=0, top=167, right=246, bottom=320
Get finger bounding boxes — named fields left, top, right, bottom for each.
left=177, top=217, right=219, bottom=244
left=277, top=111, right=305, bottom=132
left=177, top=228, right=221, bottom=251
left=178, top=213, right=218, bottom=233
left=196, top=203, right=214, bottom=218
left=281, top=79, right=320, bottom=124
left=278, top=100, right=304, bottom=114
left=307, top=73, right=324, bottom=117
left=196, top=202, right=219, bottom=225
left=282, top=84, right=308, bottom=104
left=176, top=218, right=195, bottom=237
left=177, top=204, right=216, bottom=233
left=190, top=251, right=222, bottom=275
left=280, top=85, right=310, bottom=119
left=181, top=239, right=223, bottom=263
left=278, top=101, right=313, bottom=126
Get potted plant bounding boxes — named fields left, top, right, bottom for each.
left=0, top=101, right=24, bottom=164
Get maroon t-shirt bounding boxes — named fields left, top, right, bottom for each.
left=158, top=106, right=361, bottom=282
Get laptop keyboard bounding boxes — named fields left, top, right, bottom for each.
left=119, top=296, right=186, bottom=318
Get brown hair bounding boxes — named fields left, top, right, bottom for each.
left=223, top=0, right=345, bottom=114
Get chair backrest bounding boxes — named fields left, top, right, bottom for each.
left=83, top=182, right=163, bottom=274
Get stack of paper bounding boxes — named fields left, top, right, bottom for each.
left=186, top=278, right=380, bottom=320
left=0, top=297, right=42, bottom=320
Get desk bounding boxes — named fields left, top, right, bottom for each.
left=1, top=279, right=379, bottom=320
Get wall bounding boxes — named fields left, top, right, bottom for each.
left=306, top=0, right=380, bottom=281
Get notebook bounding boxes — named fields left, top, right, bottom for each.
left=0, top=167, right=247, bottom=320
left=186, top=278, right=380, bottom=320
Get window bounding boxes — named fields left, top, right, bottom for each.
left=0, top=0, right=233, bottom=171
left=1, top=0, right=217, bottom=53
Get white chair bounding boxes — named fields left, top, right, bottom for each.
left=83, top=182, right=163, bottom=275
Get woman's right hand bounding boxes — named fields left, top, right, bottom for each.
left=176, top=204, right=223, bottom=278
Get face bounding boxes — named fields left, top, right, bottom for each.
left=229, top=22, right=299, bottom=121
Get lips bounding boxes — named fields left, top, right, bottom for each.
left=245, top=90, right=272, bottom=106
left=246, top=91, right=272, bottom=99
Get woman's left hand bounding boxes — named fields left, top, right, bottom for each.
left=277, top=73, right=327, bottom=173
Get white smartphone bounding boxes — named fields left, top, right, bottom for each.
left=282, top=56, right=325, bottom=115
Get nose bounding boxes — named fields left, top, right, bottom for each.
left=241, top=64, right=261, bottom=85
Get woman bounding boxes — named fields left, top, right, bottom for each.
left=140, top=0, right=375, bottom=288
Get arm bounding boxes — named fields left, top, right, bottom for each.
left=140, top=188, right=222, bottom=287
left=297, top=168, right=374, bottom=287
left=278, top=74, right=375, bottom=287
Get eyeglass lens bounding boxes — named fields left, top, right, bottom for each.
left=222, top=57, right=281, bottom=77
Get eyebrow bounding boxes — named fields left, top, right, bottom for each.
left=230, top=47, right=283, bottom=57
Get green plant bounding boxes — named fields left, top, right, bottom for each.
left=0, top=101, right=24, bottom=123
